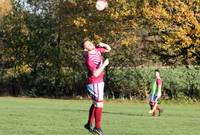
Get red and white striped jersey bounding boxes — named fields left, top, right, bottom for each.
left=85, top=47, right=106, bottom=84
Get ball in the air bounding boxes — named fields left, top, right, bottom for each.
left=96, top=0, right=108, bottom=11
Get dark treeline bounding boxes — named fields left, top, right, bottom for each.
left=0, top=0, right=200, bottom=100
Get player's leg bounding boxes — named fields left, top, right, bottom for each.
left=156, top=105, right=160, bottom=111
left=148, top=96, right=154, bottom=114
left=152, top=102, right=157, bottom=116
left=93, top=82, right=106, bottom=135
left=152, top=96, right=159, bottom=116
left=149, top=101, right=153, bottom=110
left=84, top=84, right=96, bottom=132
left=156, top=105, right=163, bottom=116
left=148, top=101, right=152, bottom=113
left=88, top=104, right=95, bottom=124
left=85, top=104, right=95, bottom=130
left=93, top=101, right=104, bottom=135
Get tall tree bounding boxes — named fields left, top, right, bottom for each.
left=143, top=0, right=200, bottom=65
left=0, top=0, right=12, bottom=19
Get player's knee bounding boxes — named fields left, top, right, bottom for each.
left=97, top=102, right=103, bottom=108
left=92, top=100, right=103, bottom=108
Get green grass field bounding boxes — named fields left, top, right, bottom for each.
left=0, top=97, right=200, bottom=135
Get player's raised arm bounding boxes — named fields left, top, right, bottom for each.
left=82, top=37, right=108, bottom=135
left=98, top=42, right=111, bottom=52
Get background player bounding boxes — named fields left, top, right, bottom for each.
left=149, top=69, right=163, bottom=116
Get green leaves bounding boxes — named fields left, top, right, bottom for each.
left=0, top=0, right=200, bottom=97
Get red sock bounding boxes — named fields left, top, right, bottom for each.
left=95, top=107, right=102, bottom=128
left=152, top=103, right=156, bottom=116
left=88, top=104, right=95, bottom=125
left=152, top=111, right=156, bottom=116
left=156, top=106, right=160, bottom=111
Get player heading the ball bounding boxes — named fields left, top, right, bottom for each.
left=80, top=38, right=111, bottom=135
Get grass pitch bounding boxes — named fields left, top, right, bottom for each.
left=0, top=97, right=199, bottom=135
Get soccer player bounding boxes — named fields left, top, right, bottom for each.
left=81, top=38, right=111, bottom=135
left=148, top=69, right=163, bottom=116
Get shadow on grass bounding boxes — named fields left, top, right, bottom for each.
left=62, top=109, right=145, bottom=117
left=62, top=108, right=200, bottom=118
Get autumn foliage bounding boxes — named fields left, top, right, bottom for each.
left=0, top=0, right=199, bottom=98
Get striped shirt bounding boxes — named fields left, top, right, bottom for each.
left=86, top=47, right=106, bottom=84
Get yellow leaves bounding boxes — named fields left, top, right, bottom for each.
left=182, top=38, right=192, bottom=48
left=163, top=27, right=192, bottom=51
left=144, top=0, right=198, bottom=32
left=176, top=27, right=189, bottom=36
left=157, top=6, right=171, bottom=19
left=187, top=48, right=195, bottom=58
left=195, top=39, right=200, bottom=47
left=21, top=24, right=29, bottom=36
left=143, top=3, right=171, bottom=30
left=143, top=4, right=171, bottom=19
left=143, top=0, right=199, bottom=62
left=94, top=34, right=103, bottom=42
left=172, top=27, right=193, bottom=48
left=121, top=35, right=137, bottom=46
left=121, top=39, right=129, bottom=46
left=109, top=0, right=136, bottom=20
left=0, top=0, right=12, bottom=19
left=195, top=25, right=200, bottom=46
left=110, top=11, right=120, bottom=19
left=17, top=64, right=32, bottom=73
left=172, top=1, right=199, bottom=26
left=6, top=64, right=32, bottom=78
left=155, top=20, right=169, bottom=30
left=73, top=17, right=87, bottom=27
left=195, top=25, right=200, bottom=38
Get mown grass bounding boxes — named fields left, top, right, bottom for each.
left=0, top=97, right=200, bottom=135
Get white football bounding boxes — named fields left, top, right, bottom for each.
left=95, top=0, right=108, bottom=11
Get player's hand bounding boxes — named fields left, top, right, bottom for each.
left=103, top=59, right=109, bottom=66
left=98, top=42, right=108, bottom=47
left=157, top=92, right=161, bottom=98
left=98, top=42, right=111, bottom=52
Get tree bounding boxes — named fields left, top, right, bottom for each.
left=0, top=0, right=199, bottom=98
left=0, top=0, right=12, bottom=19
left=142, top=0, right=200, bottom=65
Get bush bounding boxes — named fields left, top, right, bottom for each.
left=107, top=67, right=200, bottom=100
left=1, top=66, right=200, bottom=101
